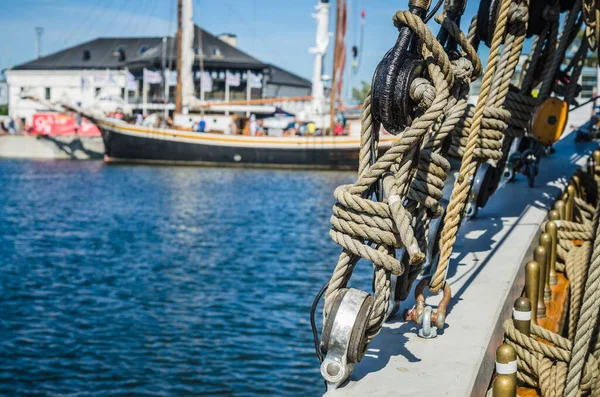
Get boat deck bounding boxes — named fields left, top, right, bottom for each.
left=326, top=129, right=597, bottom=397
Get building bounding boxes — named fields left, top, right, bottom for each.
left=5, top=26, right=311, bottom=121
left=0, top=80, right=7, bottom=107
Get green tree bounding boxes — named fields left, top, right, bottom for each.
left=352, top=81, right=371, bottom=104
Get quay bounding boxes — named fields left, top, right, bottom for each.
left=0, top=135, right=104, bottom=160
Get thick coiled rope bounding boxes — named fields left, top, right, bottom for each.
left=324, top=10, right=453, bottom=346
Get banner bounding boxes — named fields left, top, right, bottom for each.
left=93, top=73, right=117, bottom=87
left=126, top=71, right=137, bottom=91
left=201, top=71, right=213, bottom=92
left=226, top=70, right=240, bottom=87
left=143, top=69, right=163, bottom=84
left=250, top=72, right=263, bottom=89
left=166, top=70, right=178, bottom=87
left=31, top=113, right=101, bottom=137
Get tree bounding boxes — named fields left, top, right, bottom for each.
left=352, top=81, right=371, bottom=104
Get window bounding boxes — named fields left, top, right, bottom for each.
left=95, top=87, right=101, bottom=97
left=83, top=50, right=91, bottom=61
left=138, top=46, right=148, bottom=55
left=45, top=87, right=51, bottom=100
left=211, top=47, right=222, bottom=57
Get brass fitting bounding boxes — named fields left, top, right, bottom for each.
left=525, top=260, right=540, bottom=323
left=548, top=210, right=561, bottom=222
left=539, top=233, right=552, bottom=301
left=534, top=245, right=547, bottom=318
left=496, top=343, right=518, bottom=390
left=566, top=184, right=576, bottom=221
left=593, top=150, right=600, bottom=168
left=513, top=297, right=531, bottom=336
left=587, top=157, right=595, bottom=176
left=554, top=200, right=566, bottom=221
left=545, top=221, right=558, bottom=285
left=493, top=374, right=517, bottom=397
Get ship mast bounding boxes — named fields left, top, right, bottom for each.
left=310, top=0, right=331, bottom=117
left=175, top=0, right=183, bottom=114
left=330, top=0, right=346, bottom=132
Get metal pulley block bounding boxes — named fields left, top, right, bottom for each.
left=320, top=288, right=374, bottom=390
left=371, top=0, right=429, bottom=134
left=530, top=97, right=569, bottom=146
left=466, top=163, right=495, bottom=219
left=403, top=278, right=452, bottom=338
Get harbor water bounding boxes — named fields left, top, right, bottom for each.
left=0, top=159, right=373, bottom=396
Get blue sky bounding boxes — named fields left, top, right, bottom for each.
left=1, top=0, right=490, bottom=100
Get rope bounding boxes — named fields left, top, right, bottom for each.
left=432, top=0, right=523, bottom=293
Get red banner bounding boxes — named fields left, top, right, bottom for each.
left=31, top=113, right=101, bottom=137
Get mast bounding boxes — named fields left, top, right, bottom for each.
left=330, top=0, right=346, bottom=131
left=309, top=0, right=331, bottom=116
left=175, top=0, right=183, bottom=114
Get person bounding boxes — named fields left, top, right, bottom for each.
left=307, top=121, right=316, bottom=135
left=199, top=118, right=206, bottom=133
left=135, top=113, right=143, bottom=125
left=333, top=122, right=343, bottom=136
left=249, top=114, right=257, bottom=136
left=299, top=123, right=307, bottom=136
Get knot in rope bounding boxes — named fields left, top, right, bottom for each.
left=410, top=77, right=436, bottom=109
left=451, top=57, right=474, bottom=84
left=509, top=3, right=529, bottom=24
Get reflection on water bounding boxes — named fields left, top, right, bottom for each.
left=0, top=160, right=373, bottom=396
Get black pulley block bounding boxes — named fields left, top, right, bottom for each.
left=476, top=0, right=500, bottom=47
left=372, top=53, right=424, bottom=134
left=527, top=0, right=548, bottom=37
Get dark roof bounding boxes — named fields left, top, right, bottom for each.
left=12, top=37, right=165, bottom=70
left=11, top=26, right=311, bottom=89
left=267, top=65, right=311, bottom=88
left=12, top=26, right=265, bottom=71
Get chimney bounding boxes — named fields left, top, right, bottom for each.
left=217, top=33, right=237, bottom=48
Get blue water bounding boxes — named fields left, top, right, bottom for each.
left=0, top=160, right=370, bottom=396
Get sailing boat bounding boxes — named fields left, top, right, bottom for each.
left=91, top=0, right=393, bottom=169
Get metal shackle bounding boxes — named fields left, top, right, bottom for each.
left=403, top=278, right=451, bottom=338
left=320, top=288, right=374, bottom=390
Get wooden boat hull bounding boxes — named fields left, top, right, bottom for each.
left=97, top=119, right=395, bottom=170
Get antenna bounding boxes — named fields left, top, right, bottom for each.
left=35, top=27, right=44, bottom=59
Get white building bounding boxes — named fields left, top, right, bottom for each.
left=5, top=27, right=311, bottom=122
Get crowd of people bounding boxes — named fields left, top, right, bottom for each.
left=0, top=117, right=27, bottom=135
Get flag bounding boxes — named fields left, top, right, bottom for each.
left=226, top=70, right=240, bottom=87
left=126, top=71, right=137, bottom=91
left=201, top=71, right=213, bottom=92
left=250, top=73, right=263, bottom=89
left=143, top=69, right=163, bottom=84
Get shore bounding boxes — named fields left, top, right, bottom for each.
left=0, top=135, right=104, bottom=160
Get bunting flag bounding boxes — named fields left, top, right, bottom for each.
left=226, top=70, right=241, bottom=87
left=143, top=69, right=163, bottom=84
left=201, top=71, right=213, bottom=92
left=250, top=73, right=263, bottom=89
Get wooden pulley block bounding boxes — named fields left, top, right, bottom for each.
left=530, top=97, right=569, bottom=146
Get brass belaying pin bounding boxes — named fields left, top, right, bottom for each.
left=566, top=184, right=576, bottom=221
left=539, top=233, right=552, bottom=301
left=587, top=156, right=596, bottom=176
left=513, top=297, right=531, bottom=336
left=593, top=150, right=600, bottom=169
left=554, top=200, right=566, bottom=221
left=525, top=260, right=540, bottom=323
left=492, top=374, right=517, bottom=397
left=572, top=175, right=582, bottom=198
left=534, top=245, right=547, bottom=318
left=549, top=210, right=560, bottom=222
left=496, top=343, right=518, bottom=384
left=546, top=221, right=558, bottom=285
